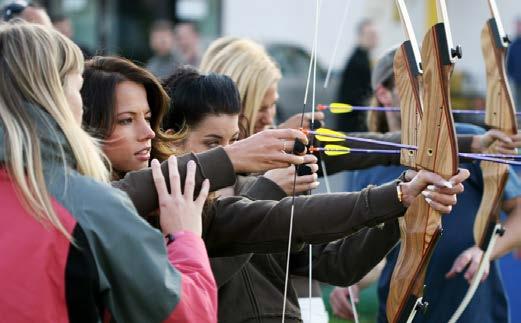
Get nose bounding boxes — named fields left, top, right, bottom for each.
left=138, top=119, right=156, bottom=141
left=263, top=109, right=275, bottom=126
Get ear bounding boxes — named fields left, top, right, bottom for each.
left=375, top=85, right=393, bottom=107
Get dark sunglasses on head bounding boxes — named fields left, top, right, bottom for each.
left=1, top=1, right=32, bottom=22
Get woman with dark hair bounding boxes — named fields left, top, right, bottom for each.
left=160, top=66, right=469, bottom=323
left=163, top=66, right=244, bottom=149
left=81, top=56, right=180, bottom=177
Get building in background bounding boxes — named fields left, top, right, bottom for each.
left=3, top=0, right=222, bottom=63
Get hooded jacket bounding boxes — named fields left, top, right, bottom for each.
left=0, top=105, right=217, bottom=323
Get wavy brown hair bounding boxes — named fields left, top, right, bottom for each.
left=81, top=56, right=183, bottom=171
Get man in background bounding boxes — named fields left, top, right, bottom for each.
left=336, top=19, right=379, bottom=132
left=146, top=20, right=185, bottom=79
left=1, top=0, right=51, bottom=26
left=52, top=14, right=93, bottom=58
left=174, top=22, right=201, bottom=67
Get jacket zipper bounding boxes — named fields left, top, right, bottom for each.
left=241, top=267, right=262, bottom=323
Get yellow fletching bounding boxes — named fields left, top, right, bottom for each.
left=323, top=144, right=350, bottom=156
left=329, top=103, right=353, bottom=114
left=314, top=128, right=346, bottom=142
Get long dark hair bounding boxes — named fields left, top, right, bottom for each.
left=162, top=65, right=245, bottom=136
left=81, top=56, right=181, bottom=164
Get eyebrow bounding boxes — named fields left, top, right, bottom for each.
left=203, top=134, right=223, bottom=139
left=116, top=109, right=152, bottom=116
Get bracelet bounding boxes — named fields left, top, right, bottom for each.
left=165, top=233, right=175, bottom=245
left=396, top=182, right=403, bottom=203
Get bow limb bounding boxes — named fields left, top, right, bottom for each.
left=387, top=0, right=460, bottom=322
left=473, top=0, right=517, bottom=251
left=448, top=1, right=517, bottom=321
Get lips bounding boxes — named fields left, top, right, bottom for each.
left=134, top=147, right=151, bottom=161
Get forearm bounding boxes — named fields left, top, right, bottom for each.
left=205, top=182, right=405, bottom=257
left=290, top=219, right=399, bottom=286
left=112, top=148, right=236, bottom=216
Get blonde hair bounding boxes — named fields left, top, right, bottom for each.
left=200, top=37, right=282, bottom=136
left=0, top=22, right=109, bottom=239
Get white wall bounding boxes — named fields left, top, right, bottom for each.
left=222, top=0, right=521, bottom=94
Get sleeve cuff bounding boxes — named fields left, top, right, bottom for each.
left=367, top=181, right=407, bottom=220
left=194, top=147, right=236, bottom=191
left=245, top=176, right=288, bottom=200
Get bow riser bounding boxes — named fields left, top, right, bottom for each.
left=474, top=16, right=518, bottom=247
left=387, top=198, right=442, bottom=323
left=394, top=41, right=423, bottom=168
left=416, top=23, right=459, bottom=177
left=387, top=20, right=460, bottom=323
left=482, top=19, right=518, bottom=133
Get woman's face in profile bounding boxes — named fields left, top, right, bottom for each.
left=64, top=72, right=84, bottom=125
left=102, top=80, right=156, bottom=173
left=177, top=114, right=240, bottom=154
left=254, top=84, right=278, bottom=134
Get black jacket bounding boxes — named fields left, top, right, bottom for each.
left=336, top=46, right=372, bottom=132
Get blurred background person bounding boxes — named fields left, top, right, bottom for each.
left=175, top=21, right=201, bottom=67
left=1, top=0, right=51, bottom=26
left=508, top=17, right=521, bottom=111
left=146, top=19, right=185, bottom=79
left=336, top=18, right=379, bottom=132
left=51, top=14, right=93, bottom=58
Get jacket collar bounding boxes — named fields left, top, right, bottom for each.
left=0, top=102, right=77, bottom=168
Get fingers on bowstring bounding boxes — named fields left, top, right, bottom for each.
left=303, top=154, right=318, bottom=164
left=490, top=129, right=513, bottom=144
left=274, top=128, right=309, bottom=145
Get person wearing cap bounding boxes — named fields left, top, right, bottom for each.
left=1, top=1, right=51, bottom=26
left=328, top=47, right=521, bottom=323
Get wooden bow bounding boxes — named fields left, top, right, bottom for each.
left=448, top=0, right=517, bottom=321
left=474, top=0, right=516, bottom=257
left=387, top=0, right=460, bottom=322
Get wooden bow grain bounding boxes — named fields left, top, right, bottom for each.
left=448, top=1, right=518, bottom=321
left=473, top=0, right=516, bottom=254
left=387, top=0, right=460, bottom=322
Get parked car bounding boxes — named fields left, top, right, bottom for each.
left=265, top=42, right=340, bottom=127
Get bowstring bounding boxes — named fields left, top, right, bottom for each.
left=281, top=0, right=321, bottom=321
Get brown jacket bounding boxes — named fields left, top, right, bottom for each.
left=114, top=146, right=406, bottom=254
left=210, top=175, right=400, bottom=322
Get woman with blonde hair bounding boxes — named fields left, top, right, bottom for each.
left=200, top=37, right=288, bottom=136
left=0, top=21, right=217, bottom=322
